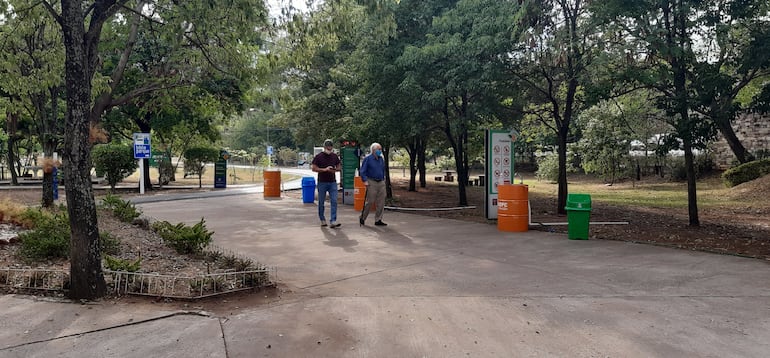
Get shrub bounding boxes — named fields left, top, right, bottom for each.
left=92, top=143, right=139, bottom=191
left=0, top=199, right=29, bottom=224
left=536, top=154, right=560, bottom=183
left=103, top=255, right=141, bottom=272
left=152, top=218, right=213, bottom=254
left=668, top=154, right=716, bottom=181
left=184, top=146, right=221, bottom=188
left=18, top=210, right=70, bottom=261
left=722, top=158, right=770, bottom=187
left=99, top=232, right=122, bottom=256
left=101, top=194, right=142, bottom=222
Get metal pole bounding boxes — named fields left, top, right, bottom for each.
left=139, top=159, right=145, bottom=194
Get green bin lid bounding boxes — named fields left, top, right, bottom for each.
left=566, top=193, right=592, bottom=209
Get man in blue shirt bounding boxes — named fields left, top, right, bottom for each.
left=359, top=142, right=387, bottom=226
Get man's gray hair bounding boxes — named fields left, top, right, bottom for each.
left=370, top=142, right=382, bottom=154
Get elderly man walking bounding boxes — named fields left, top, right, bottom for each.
left=358, top=142, right=387, bottom=226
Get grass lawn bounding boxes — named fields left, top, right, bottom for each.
left=521, top=175, right=756, bottom=209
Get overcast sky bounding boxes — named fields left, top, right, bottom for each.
left=267, top=0, right=311, bottom=19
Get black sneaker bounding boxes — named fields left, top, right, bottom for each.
left=330, top=222, right=341, bottom=228
left=374, top=220, right=387, bottom=226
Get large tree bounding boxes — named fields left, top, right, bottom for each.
left=507, top=0, right=605, bottom=214
left=38, top=0, right=267, bottom=299
left=688, top=1, right=770, bottom=164
left=0, top=0, right=66, bottom=205
left=596, top=0, right=729, bottom=226
left=401, top=0, right=521, bottom=206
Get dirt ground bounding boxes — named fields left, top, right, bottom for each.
left=382, top=173, right=770, bottom=261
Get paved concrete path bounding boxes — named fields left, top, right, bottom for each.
left=1, top=190, right=769, bottom=357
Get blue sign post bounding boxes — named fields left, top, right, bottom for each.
left=133, top=133, right=151, bottom=194
left=133, top=133, right=151, bottom=159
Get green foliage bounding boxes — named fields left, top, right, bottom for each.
left=101, top=194, right=142, bottom=222
left=152, top=218, right=214, bottom=254
left=184, top=146, right=221, bottom=187
left=669, top=154, right=716, bottom=181
left=103, top=255, right=141, bottom=272
left=18, top=210, right=70, bottom=261
left=722, top=159, right=770, bottom=187
left=99, top=232, right=122, bottom=256
left=536, top=154, right=560, bottom=183
left=754, top=149, right=770, bottom=160
left=92, top=143, right=139, bottom=191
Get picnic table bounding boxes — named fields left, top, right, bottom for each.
left=442, top=170, right=456, bottom=182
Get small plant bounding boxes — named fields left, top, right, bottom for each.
left=244, top=272, right=270, bottom=287
left=218, top=254, right=239, bottom=269
left=190, top=276, right=227, bottom=293
left=0, top=199, right=29, bottom=224
left=17, top=210, right=70, bottom=261
left=99, top=232, right=122, bottom=256
left=15, top=207, right=50, bottom=229
left=103, top=255, right=142, bottom=272
left=152, top=218, right=214, bottom=254
left=101, top=194, right=123, bottom=209
left=101, top=194, right=142, bottom=222
left=234, top=258, right=254, bottom=272
left=204, top=250, right=224, bottom=263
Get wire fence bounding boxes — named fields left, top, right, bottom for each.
left=0, top=268, right=69, bottom=292
left=107, top=268, right=274, bottom=299
left=1, top=246, right=276, bottom=299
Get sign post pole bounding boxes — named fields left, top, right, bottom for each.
left=139, top=160, right=145, bottom=194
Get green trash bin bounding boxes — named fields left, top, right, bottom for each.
left=565, top=193, right=592, bottom=240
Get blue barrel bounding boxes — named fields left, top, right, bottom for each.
left=301, top=177, right=316, bottom=203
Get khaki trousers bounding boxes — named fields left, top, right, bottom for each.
left=360, top=179, right=386, bottom=222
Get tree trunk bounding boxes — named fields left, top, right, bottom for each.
left=556, top=127, right=568, bottom=215
left=41, top=142, right=56, bottom=208
left=5, top=110, right=19, bottom=185
left=417, top=139, right=427, bottom=188
left=683, top=139, right=699, bottom=226
left=60, top=0, right=107, bottom=300
left=714, top=116, right=751, bottom=164
left=407, top=143, right=417, bottom=192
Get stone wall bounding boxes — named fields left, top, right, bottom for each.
left=711, top=113, right=770, bottom=169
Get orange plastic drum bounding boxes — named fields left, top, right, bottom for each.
left=263, top=169, right=281, bottom=198
left=354, top=176, right=375, bottom=212
left=497, top=184, right=529, bottom=232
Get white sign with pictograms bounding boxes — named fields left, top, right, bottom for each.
left=485, top=129, right=515, bottom=219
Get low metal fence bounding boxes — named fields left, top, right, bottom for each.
left=0, top=268, right=69, bottom=292
left=106, top=267, right=275, bottom=299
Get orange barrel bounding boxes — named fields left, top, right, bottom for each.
left=498, top=184, right=529, bottom=232
left=353, top=176, right=375, bottom=212
left=263, top=169, right=281, bottom=198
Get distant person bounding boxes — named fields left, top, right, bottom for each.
left=359, top=142, right=387, bottom=226
left=312, top=139, right=341, bottom=228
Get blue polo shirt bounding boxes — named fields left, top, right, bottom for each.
left=360, top=154, right=385, bottom=182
